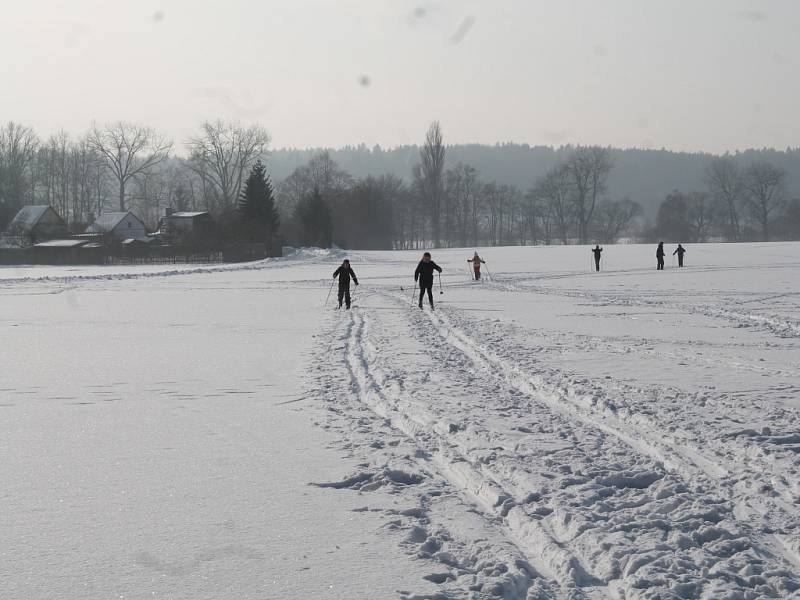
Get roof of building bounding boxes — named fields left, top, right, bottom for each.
left=6, top=205, right=60, bottom=234
left=169, top=211, right=210, bottom=218
left=33, top=239, right=87, bottom=248
left=86, top=211, right=144, bottom=234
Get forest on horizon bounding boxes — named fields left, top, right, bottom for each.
left=267, top=142, right=800, bottom=220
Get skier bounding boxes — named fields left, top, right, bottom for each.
left=591, top=245, right=603, bottom=272
left=414, top=252, right=443, bottom=310
left=467, top=251, right=485, bottom=280
left=673, top=244, right=687, bottom=267
left=656, top=242, right=665, bottom=270
left=332, top=259, right=358, bottom=309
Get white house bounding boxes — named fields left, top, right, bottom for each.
left=86, top=211, right=147, bottom=241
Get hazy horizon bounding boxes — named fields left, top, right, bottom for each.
left=2, top=1, right=799, bottom=154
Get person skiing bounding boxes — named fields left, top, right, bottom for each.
left=414, top=252, right=442, bottom=310
left=332, top=259, right=358, bottom=309
left=673, top=244, right=687, bottom=267
left=467, top=251, right=485, bottom=280
left=591, top=245, right=603, bottom=272
left=656, top=242, right=665, bottom=270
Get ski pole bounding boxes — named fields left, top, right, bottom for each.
left=438, top=272, right=444, bottom=295
left=410, top=283, right=416, bottom=307
left=324, top=277, right=335, bottom=307
left=484, top=263, right=491, bottom=281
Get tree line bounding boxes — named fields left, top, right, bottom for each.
left=651, top=158, right=799, bottom=242
left=2, top=119, right=799, bottom=249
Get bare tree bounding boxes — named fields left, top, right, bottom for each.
left=568, top=146, right=614, bottom=244
left=418, top=121, right=446, bottom=247
left=593, top=197, right=643, bottom=243
left=705, top=157, right=743, bottom=241
left=187, top=120, right=269, bottom=213
left=686, top=191, right=715, bottom=242
left=87, top=122, right=172, bottom=211
left=535, top=164, right=574, bottom=244
left=445, top=163, right=479, bottom=247
left=742, top=161, right=786, bottom=241
left=0, top=122, right=39, bottom=214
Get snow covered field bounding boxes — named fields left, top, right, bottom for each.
left=2, top=243, right=799, bottom=599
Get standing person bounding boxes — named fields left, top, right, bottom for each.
left=414, top=252, right=443, bottom=310
left=656, top=242, right=665, bottom=270
left=467, top=251, right=485, bottom=280
left=591, top=245, right=603, bottom=272
left=332, top=259, right=358, bottom=309
left=673, top=244, right=687, bottom=267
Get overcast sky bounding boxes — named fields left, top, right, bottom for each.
left=1, top=0, right=798, bottom=154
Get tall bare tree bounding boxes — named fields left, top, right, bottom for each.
left=0, top=122, right=39, bottom=216
left=535, top=164, right=574, bottom=245
left=742, top=161, right=786, bottom=241
left=445, top=163, right=479, bottom=247
left=418, top=121, right=446, bottom=247
left=568, top=146, right=613, bottom=244
left=87, top=122, right=172, bottom=211
left=187, top=120, right=269, bottom=213
left=686, top=191, right=715, bottom=242
left=705, top=157, right=743, bottom=241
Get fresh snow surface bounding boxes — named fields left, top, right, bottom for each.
left=2, top=242, right=799, bottom=599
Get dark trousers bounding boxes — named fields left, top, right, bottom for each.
left=594, top=257, right=600, bottom=271
left=337, top=284, right=351, bottom=307
left=474, top=268, right=481, bottom=280
left=418, top=282, right=434, bottom=307
left=657, top=257, right=664, bottom=270
left=678, top=255, right=684, bottom=267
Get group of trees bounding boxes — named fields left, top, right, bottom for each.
left=276, top=123, right=640, bottom=249
left=0, top=120, right=273, bottom=241
left=651, top=158, right=795, bottom=242
left=3, top=117, right=800, bottom=250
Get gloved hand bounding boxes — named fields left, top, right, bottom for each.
left=355, top=281, right=359, bottom=286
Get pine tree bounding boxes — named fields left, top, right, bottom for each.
left=238, top=160, right=280, bottom=241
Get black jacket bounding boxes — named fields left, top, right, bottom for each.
left=333, top=266, right=358, bottom=286
left=673, top=246, right=686, bottom=256
left=415, top=260, right=442, bottom=285
left=656, top=245, right=665, bottom=258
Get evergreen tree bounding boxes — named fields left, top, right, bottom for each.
left=294, top=187, right=332, bottom=247
left=238, top=160, right=280, bottom=241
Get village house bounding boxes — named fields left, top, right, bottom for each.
left=85, top=211, right=148, bottom=243
left=159, top=210, right=214, bottom=242
left=0, top=205, right=70, bottom=248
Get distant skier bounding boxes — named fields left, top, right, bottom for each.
left=591, top=245, right=603, bottom=272
left=332, top=259, right=358, bottom=309
left=656, top=242, right=665, bottom=270
left=673, top=244, right=687, bottom=267
left=467, top=251, right=485, bottom=280
left=414, top=252, right=442, bottom=310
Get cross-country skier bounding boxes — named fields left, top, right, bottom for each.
left=673, top=244, right=687, bottom=267
left=414, top=252, right=442, bottom=310
left=591, top=245, right=603, bottom=271
left=656, top=242, right=665, bottom=270
left=332, top=259, right=358, bottom=309
left=467, top=251, right=485, bottom=280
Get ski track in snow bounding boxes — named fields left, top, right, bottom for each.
left=308, top=280, right=800, bottom=599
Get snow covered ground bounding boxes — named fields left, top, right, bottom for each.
left=2, top=243, right=799, bottom=599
